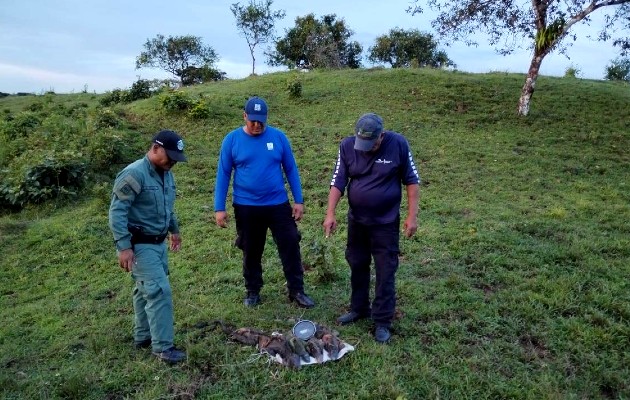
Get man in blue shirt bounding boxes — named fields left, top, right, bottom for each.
left=214, top=97, right=315, bottom=308
left=109, top=130, right=187, bottom=364
left=323, top=113, right=420, bottom=343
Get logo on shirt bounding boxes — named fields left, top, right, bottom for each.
left=267, top=142, right=274, bottom=150
left=375, top=158, right=392, bottom=164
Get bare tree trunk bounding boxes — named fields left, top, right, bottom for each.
left=518, top=52, right=546, bottom=116
left=248, top=43, right=257, bottom=76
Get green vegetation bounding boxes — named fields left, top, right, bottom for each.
left=1, top=68, right=629, bottom=399
left=135, top=34, right=224, bottom=86
left=368, top=28, right=454, bottom=69
left=605, top=57, right=630, bottom=82
left=268, top=14, right=363, bottom=69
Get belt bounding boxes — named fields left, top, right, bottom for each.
left=131, top=233, right=167, bottom=245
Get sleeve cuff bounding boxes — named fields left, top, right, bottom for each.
left=115, top=239, right=132, bottom=251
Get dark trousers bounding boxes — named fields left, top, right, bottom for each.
left=345, top=216, right=400, bottom=328
left=233, top=202, right=304, bottom=294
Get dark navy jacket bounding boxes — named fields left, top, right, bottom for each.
left=330, top=131, right=420, bottom=225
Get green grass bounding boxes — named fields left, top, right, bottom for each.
left=1, top=68, right=629, bottom=399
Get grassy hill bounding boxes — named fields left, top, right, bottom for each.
left=1, top=68, right=629, bottom=399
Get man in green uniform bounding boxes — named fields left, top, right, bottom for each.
left=109, top=130, right=187, bottom=364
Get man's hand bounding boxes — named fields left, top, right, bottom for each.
left=215, top=211, right=229, bottom=228
left=322, top=215, right=337, bottom=238
left=403, top=215, right=418, bottom=238
left=118, top=248, right=135, bottom=272
left=170, top=233, right=182, bottom=252
left=292, top=203, right=304, bottom=222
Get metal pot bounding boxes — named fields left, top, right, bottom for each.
left=292, top=320, right=316, bottom=340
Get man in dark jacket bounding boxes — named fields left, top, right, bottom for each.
left=323, top=113, right=420, bottom=343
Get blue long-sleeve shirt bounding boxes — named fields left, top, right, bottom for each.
left=214, top=125, right=304, bottom=211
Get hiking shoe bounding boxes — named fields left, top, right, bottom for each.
left=289, top=291, right=315, bottom=308
left=134, top=338, right=152, bottom=349
left=374, top=326, right=391, bottom=343
left=336, top=311, right=370, bottom=325
left=244, top=291, right=261, bottom=307
left=152, top=347, right=187, bottom=364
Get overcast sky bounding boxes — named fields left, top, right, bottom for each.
left=0, top=0, right=623, bottom=94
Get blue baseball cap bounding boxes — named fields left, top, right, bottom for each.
left=354, top=113, right=383, bottom=151
left=244, top=96, right=268, bottom=123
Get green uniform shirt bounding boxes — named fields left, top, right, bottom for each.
left=109, top=156, right=180, bottom=251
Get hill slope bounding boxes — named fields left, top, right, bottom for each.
left=1, top=68, right=629, bottom=399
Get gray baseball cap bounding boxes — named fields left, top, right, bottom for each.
left=354, top=113, right=383, bottom=151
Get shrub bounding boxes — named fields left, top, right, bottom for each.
left=94, top=108, right=121, bottom=129
left=26, top=102, right=45, bottom=112
left=286, top=75, right=303, bottom=98
left=87, top=132, right=130, bottom=173
left=605, top=58, right=630, bottom=82
left=67, top=102, right=90, bottom=118
left=564, top=66, right=580, bottom=78
left=100, top=89, right=126, bottom=106
left=7, top=111, right=41, bottom=139
left=159, top=90, right=194, bottom=112
left=124, top=78, right=153, bottom=102
left=188, top=99, right=212, bottom=119
left=0, top=153, right=87, bottom=209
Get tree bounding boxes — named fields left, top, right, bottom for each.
left=605, top=57, right=630, bottom=81
left=267, top=13, right=362, bottom=70
left=181, top=66, right=227, bottom=86
left=407, top=1, right=630, bottom=116
left=231, top=0, right=285, bottom=76
left=136, top=35, right=222, bottom=86
left=368, top=28, right=455, bottom=69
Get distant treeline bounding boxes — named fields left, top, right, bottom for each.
left=0, top=92, right=35, bottom=98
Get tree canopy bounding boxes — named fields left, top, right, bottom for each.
left=136, top=35, right=223, bottom=86
left=267, top=13, right=362, bottom=70
left=407, top=0, right=630, bottom=116
left=231, top=0, right=285, bottom=75
left=368, top=28, right=455, bottom=69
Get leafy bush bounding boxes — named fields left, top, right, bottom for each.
left=125, top=78, right=154, bottom=102
left=67, top=102, right=90, bottom=118
left=605, top=58, right=630, bottom=82
left=6, top=111, right=41, bottom=139
left=99, top=89, right=126, bottom=106
left=564, top=65, right=580, bottom=78
left=87, top=132, right=131, bottom=173
left=159, top=90, right=194, bottom=112
left=0, top=153, right=87, bottom=209
left=26, top=102, right=45, bottom=112
left=286, top=75, right=303, bottom=98
left=94, top=108, right=121, bottom=129
left=188, top=99, right=212, bottom=119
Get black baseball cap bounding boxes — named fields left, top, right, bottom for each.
left=152, top=130, right=187, bottom=162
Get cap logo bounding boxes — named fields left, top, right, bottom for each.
left=254, top=104, right=262, bottom=111
left=177, top=139, right=184, bottom=151
left=357, top=129, right=376, bottom=139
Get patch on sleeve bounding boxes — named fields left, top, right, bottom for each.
left=113, top=174, right=141, bottom=200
